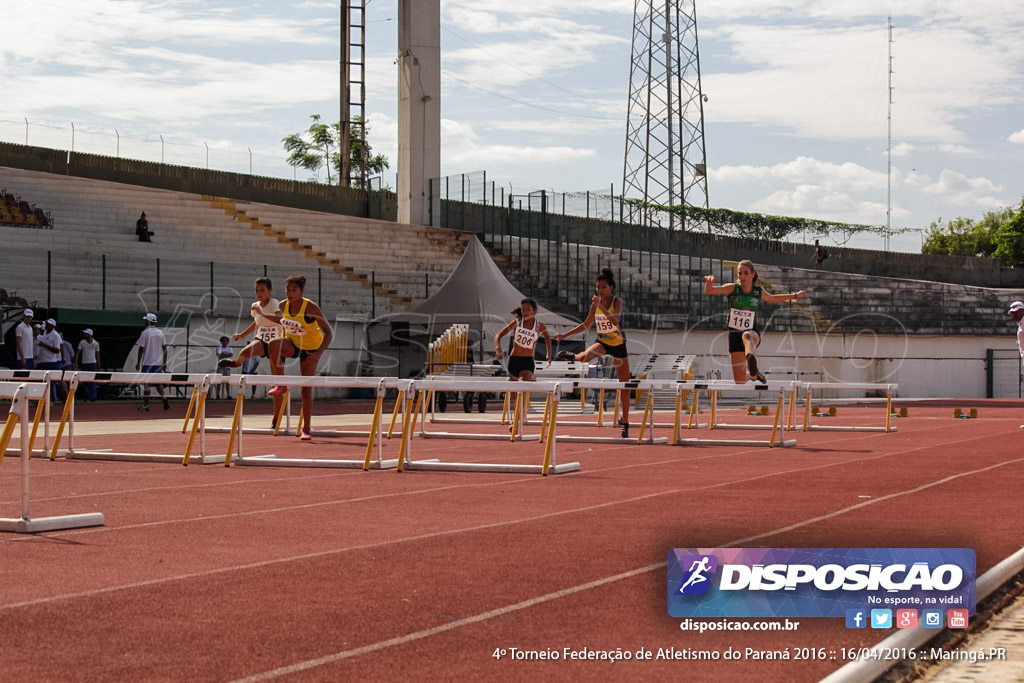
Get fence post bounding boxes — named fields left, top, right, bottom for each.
left=156, top=257, right=161, bottom=312
left=47, top=250, right=52, bottom=310
left=102, top=254, right=106, bottom=310
left=371, top=271, right=376, bottom=319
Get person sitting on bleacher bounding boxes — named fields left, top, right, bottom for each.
left=135, top=212, right=153, bottom=242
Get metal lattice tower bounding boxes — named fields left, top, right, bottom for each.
left=341, top=0, right=367, bottom=188
left=622, top=0, right=709, bottom=231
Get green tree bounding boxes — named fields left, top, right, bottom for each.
left=992, top=198, right=1024, bottom=267
left=282, top=114, right=389, bottom=188
left=921, top=204, right=1018, bottom=258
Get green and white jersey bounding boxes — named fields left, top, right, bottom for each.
left=727, top=282, right=763, bottom=331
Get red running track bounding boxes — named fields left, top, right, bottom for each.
left=1, top=402, right=1022, bottom=681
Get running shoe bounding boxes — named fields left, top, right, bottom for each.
left=268, top=385, right=287, bottom=396
left=299, top=431, right=312, bottom=441
left=218, top=358, right=241, bottom=369
left=746, top=354, right=766, bottom=383
left=137, top=405, right=149, bottom=412
left=556, top=350, right=576, bottom=362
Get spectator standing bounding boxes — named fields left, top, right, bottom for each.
left=215, top=336, right=233, bottom=399
left=75, top=329, right=102, bottom=402
left=812, top=239, right=828, bottom=270
left=135, top=313, right=169, bottom=411
left=36, top=318, right=63, bottom=401
left=136, top=212, right=152, bottom=242
left=241, top=355, right=262, bottom=399
left=15, top=308, right=34, bottom=369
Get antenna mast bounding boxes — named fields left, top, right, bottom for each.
left=886, top=15, right=894, bottom=251
left=622, top=0, right=709, bottom=231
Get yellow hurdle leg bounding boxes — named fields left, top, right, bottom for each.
left=181, top=385, right=198, bottom=433
left=0, top=411, right=20, bottom=466
left=687, top=389, right=700, bottom=430
left=224, top=390, right=246, bottom=466
left=396, top=394, right=416, bottom=472
left=885, top=393, right=893, bottom=432
left=273, top=390, right=290, bottom=436
left=501, top=391, right=510, bottom=424
left=409, top=391, right=424, bottom=434
left=673, top=389, right=683, bottom=444
left=363, top=394, right=384, bottom=470
left=637, top=391, right=654, bottom=444
left=183, top=391, right=208, bottom=466
left=541, top=397, right=560, bottom=476
left=50, top=388, right=76, bottom=460
left=387, top=390, right=405, bottom=439
left=27, top=397, right=45, bottom=455
left=510, top=393, right=523, bottom=441
left=769, top=395, right=785, bottom=447
left=596, top=390, right=605, bottom=427
left=539, top=393, right=552, bottom=444
left=786, top=390, right=796, bottom=430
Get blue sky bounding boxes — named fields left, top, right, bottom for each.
left=2, top=0, right=1022, bottom=253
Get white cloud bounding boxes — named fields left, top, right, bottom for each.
left=890, top=142, right=914, bottom=157
left=712, top=156, right=886, bottom=192
left=920, top=169, right=1005, bottom=208
left=1009, top=129, right=1024, bottom=144
left=753, top=186, right=894, bottom=225
left=441, top=119, right=596, bottom=169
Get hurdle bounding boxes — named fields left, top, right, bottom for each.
left=0, top=381, right=105, bottom=533
left=797, top=382, right=899, bottom=432
left=216, top=375, right=404, bottom=470
left=55, top=371, right=226, bottom=465
left=674, top=380, right=798, bottom=447
left=413, top=377, right=559, bottom=442
left=553, top=378, right=672, bottom=445
left=396, top=378, right=580, bottom=474
left=703, top=380, right=801, bottom=433
left=0, top=369, right=60, bottom=457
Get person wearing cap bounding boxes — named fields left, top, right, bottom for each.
left=15, top=308, right=34, bottom=369
left=75, top=329, right=101, bottom=402
left=36, top=318, right=63, bottom=401
left=134, top=313, right=169, bottom=411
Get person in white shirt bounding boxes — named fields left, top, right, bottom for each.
left=75, top=329, right=102, bottom=402
left=218, top=278, right=284, bottom=424
left=135, top=313, right=169, bottom=411
left=37, top=318, right=63, bottom=401
left=1009, top=301, right=1024, bottom=394
left=14, top=308, right=34, bottom=369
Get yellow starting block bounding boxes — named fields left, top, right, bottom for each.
left=953, top=408, right=978, bottom=419
left=889, top=407, right=909, bottom=418
left=747, top=406, right=771, bottom=416
left=811, top=405, right=838, bottom=417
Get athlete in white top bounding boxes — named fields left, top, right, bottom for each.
left=494, top=298, right=552, bottom=431
left=218, top=278, right=286, bottom=423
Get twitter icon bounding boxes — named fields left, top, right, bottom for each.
left=871, top=609, right=893, bottom=629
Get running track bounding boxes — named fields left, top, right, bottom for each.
left=1, top=402, right=1022, bottom=682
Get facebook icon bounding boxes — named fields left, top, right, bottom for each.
left=846, top=609, right=867, bottom=629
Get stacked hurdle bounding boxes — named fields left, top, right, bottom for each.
left=426, top=324, right=469, bottom=375
left=0, top=381, right=104, bottom=533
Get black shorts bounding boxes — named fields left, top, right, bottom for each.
left=728, top=328, right=761, bottom=353
left=599, top=341, right=629, bottom=359
left=282, top=338, right=319, bottom=363
left=507, top=355, right=535, bottom=378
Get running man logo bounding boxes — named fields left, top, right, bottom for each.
left=667, top=548, right=976, bottom=620
left=676, top=554, right=718, bottom=596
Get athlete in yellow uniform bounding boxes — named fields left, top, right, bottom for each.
left=269, top=275, right=333, bottom=440
left=552, top=268, right=633, bottom=438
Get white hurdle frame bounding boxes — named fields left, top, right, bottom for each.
left=797, top=382, right=899, bottom=433
left=553, top=378, right=672, bottom=445
left=0, top=381, right=105, bottom=533
left=0, top=369, right=60, bottom=457
left=58, top=371, right=225, bottom=465
left=216, top=375, right=403, bottom=470
left=397, top=378, right=580, bottom=475
left=675, top=380, right=798, bottom=447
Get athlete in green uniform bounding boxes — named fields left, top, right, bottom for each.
left=704, top=260, right=807, bottom=383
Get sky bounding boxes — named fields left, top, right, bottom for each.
left=1, top=1, right=1022, bottom=253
